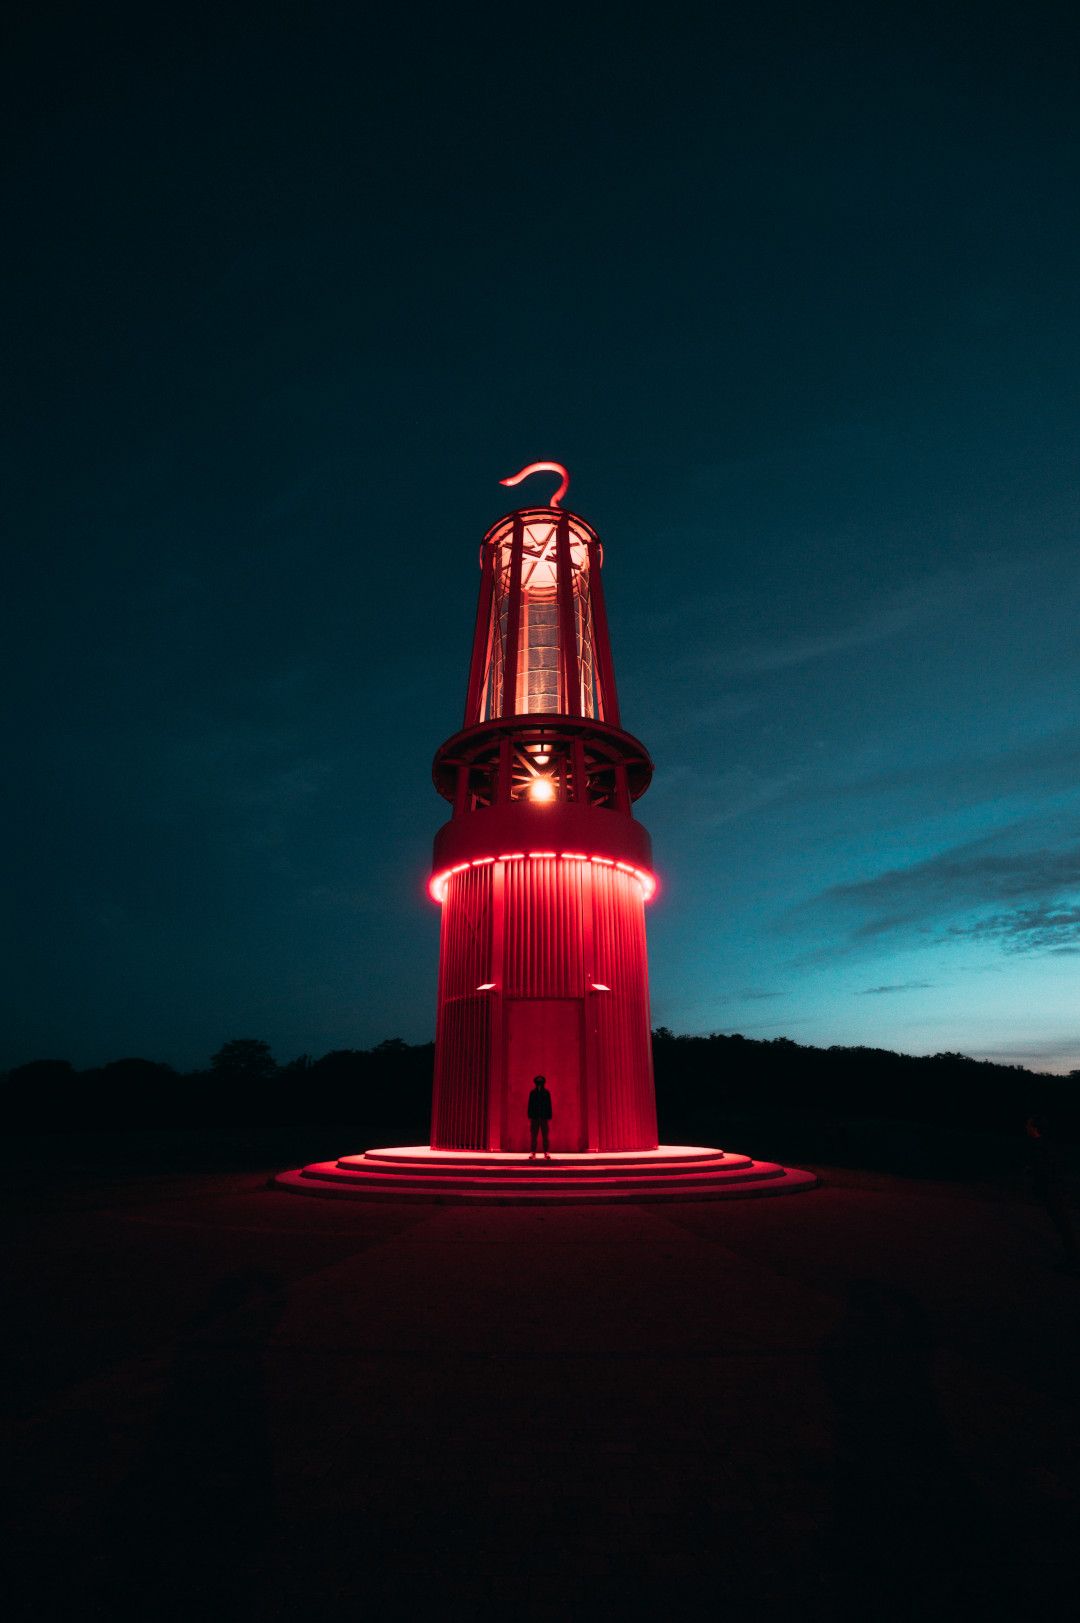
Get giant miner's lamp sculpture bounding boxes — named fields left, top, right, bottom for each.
left=279, top=465, right=816, bottom=1202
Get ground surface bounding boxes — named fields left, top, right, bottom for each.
left=7, top=1156, right=1079, bottom=1620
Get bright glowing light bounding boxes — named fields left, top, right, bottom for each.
left=637, top=869, right=657, bottom=900
left=499, top=460, right=570, bottom=509
left=591, top=982, right=612, bottom=992
left=534, top=751, right=550, bottom=766
left=476, top=982, right=496, bottom=991
left=590, top=856, right=614, bottom=866
left=528, top=851, right=557, bottom=858
left=560, top=852, right=588, bottom=861
left=529, top=777, right=556, bottom=803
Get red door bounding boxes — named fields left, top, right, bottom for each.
left=503, top=998, right=585, bottom=1151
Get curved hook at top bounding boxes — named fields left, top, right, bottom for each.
left=499, top=461, right=570, bottom=510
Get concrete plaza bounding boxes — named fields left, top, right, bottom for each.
left=8, top=1157, right=1079, bottom=1619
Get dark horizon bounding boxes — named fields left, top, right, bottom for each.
left=7, top=6, right=1080, bottom=1074
left=7, top=1023, right=1075, bottom=1086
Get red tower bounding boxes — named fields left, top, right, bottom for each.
left=428, top=464, right=658, bottom=1152
left=278, top=465, right=816, bottom=1203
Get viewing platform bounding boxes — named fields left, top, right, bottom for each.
left=275, top=1144, right=818, bottom=1204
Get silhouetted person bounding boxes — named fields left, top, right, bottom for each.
left=528, top=1074, right=552, bottom=1158
left=1025, top=1114, right=1078, bottom=1267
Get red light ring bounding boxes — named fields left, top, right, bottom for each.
left=429, top=851, right=657, bottom=905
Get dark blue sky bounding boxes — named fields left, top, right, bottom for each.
left=6, top=5, right=1080, bottom=1071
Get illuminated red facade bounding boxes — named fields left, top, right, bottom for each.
left=277, top=464, right=818, bottom=1203
left=428, top=466, right=659, bottom=1152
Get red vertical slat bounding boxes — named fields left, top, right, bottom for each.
left=463, top=547, right=496, bottom=727
left=555, top=513, right=581, bottom=718
left=503, top=515, right=525, bottom=717
left=585, top=538, right=620, bottom=729
left=432, top=864, right=498, bottom=1149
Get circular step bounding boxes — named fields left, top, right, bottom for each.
left=274, top=1144, right=818, bottom=1205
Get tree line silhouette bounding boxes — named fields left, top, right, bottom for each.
left=652, top=1028, right=1080, bottom=1137
left=6, top=1032, right=1077, bottom=1171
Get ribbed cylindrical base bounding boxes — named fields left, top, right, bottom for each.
left=431, top=853, right=657, bottom=1153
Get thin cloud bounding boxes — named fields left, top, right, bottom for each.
left=800, top=820, right=1080, bottom=958
left=946, top=902, right=1080, bottom=955
left=829, top=836, right=1080, bottom=917
left=858, top=980, right=934, bottom=995
left=724, top=598, right=930, bottom=676
left=711, top=557, right=1024, bottom=680
left=794, top=725, right=1080, bottom=812
left=968, top=1041, right=1080, bottom=1066
left=650, top=762, right=800, bottom=827
left=716, top=1018, right=816, bottom=1033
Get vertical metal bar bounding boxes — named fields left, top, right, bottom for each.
left=586, top=539, right=620, bottom=729
left=453, top=762, right=470, bottom=817
left=463, top=546, right=496, bottom=726
left=582, top=863, right=600, bottom=1150
left=487, top=860, right=505, bottom=1150
left=503, top=514, right=524, bottom=716
left=430, top=904, right=449, bottom=1146
left=555, top=513, right=581, bottom=716
left=498, top=733, right=512, bottom=803
left=572, top=736, right=587, bottom=805
left=640, top=887, right=658, bottom=1146
left=614, top=761, right=631, bottom=815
